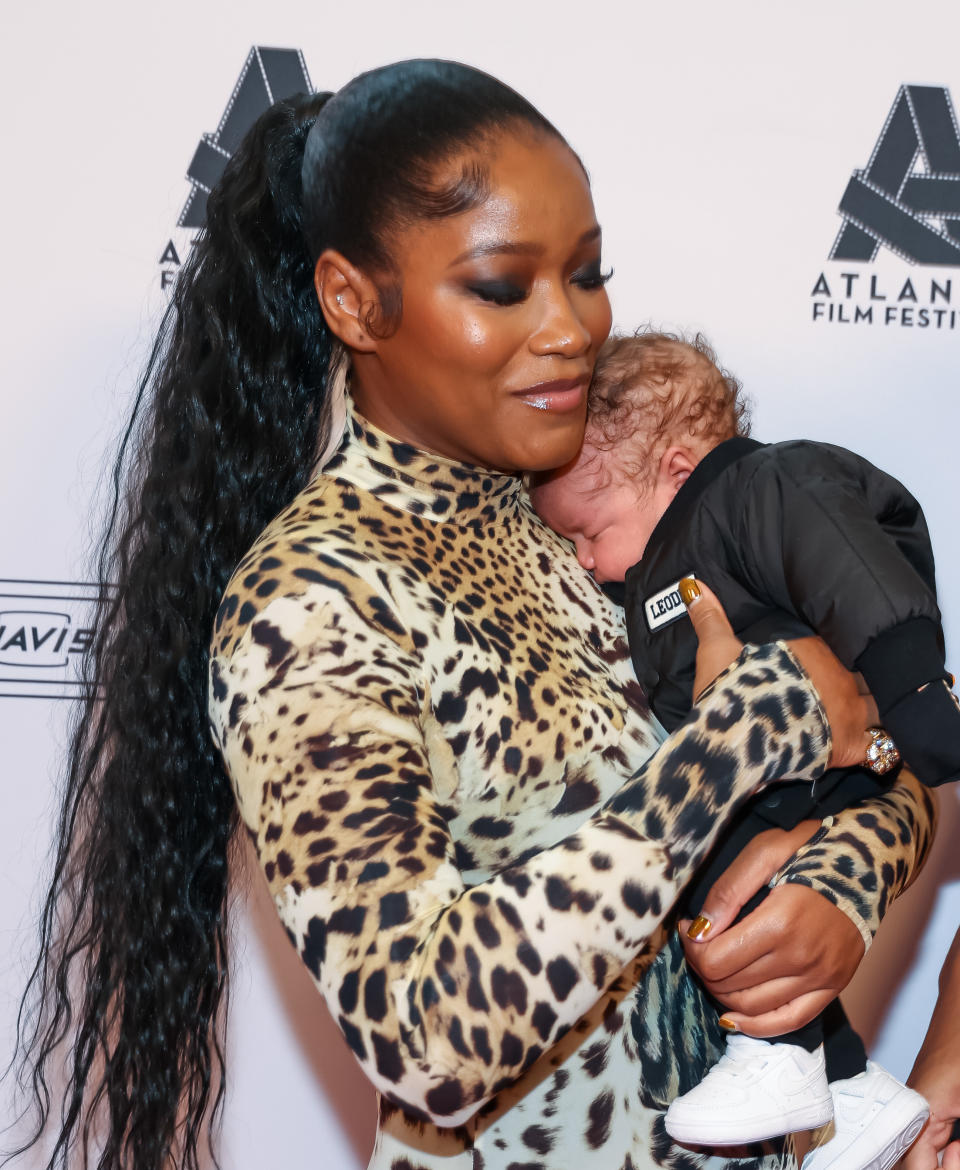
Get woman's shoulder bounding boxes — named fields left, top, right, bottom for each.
left=210, top=473, right=408, bottom=662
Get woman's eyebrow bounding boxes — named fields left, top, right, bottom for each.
left=449, top=240, right=543, bottom=265
left=449, top=225, right=602, bottom=267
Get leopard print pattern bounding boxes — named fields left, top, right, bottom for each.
left=208, top=398, right=934, bottom=1170
left=772, top=779, right=937, bottom=948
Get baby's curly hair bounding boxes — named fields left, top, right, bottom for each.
left=587, top=329, right=751, bottom=486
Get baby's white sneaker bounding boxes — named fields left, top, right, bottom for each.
left=664, top=1034, right=834, bottom=1145
left=803, top=1061, right=929, bottom=1170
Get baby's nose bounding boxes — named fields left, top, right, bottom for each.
left=576, top=543, right=596, bottom=571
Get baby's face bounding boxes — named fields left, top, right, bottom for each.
left=531, top=448, right=665, bottom=583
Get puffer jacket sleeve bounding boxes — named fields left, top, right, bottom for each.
left=724, top=443, right=960, bottom=785
left=726, top=443, right=945, bottom=693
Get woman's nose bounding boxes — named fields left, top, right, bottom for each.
left=529, top=292, right=593, bottom=357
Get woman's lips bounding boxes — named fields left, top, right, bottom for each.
left=511, top=376, right=588, bottom=412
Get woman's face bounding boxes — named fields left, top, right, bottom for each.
left=348, top=131, right=613, bottom=473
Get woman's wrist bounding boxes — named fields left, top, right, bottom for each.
left=772, top=772, right=936, bottom=947
left=606, top=642, right=831, bottom=864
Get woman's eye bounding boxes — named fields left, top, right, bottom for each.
left=467, top=281, right=528, bottom=306
left=572, top=264, right=614, bottom=291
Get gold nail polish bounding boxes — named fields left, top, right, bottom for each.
left=718, top=1016, right=739, bottom=1032
left=687, top=914, right=712, bottom=941
left=679, top=577, right=701, bottom=607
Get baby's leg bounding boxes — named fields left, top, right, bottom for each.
left=676, top=777, right=875, bottom=1082
left=664, top=803, right=835, bottom=1143
left=666, top=876, right=835, bottom=1144
left=821, top=1000, right=867, bottom=1081
left=665, top=796, right=927, bottom=1161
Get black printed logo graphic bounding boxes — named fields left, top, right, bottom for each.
left=178, top=46, right=313, bottom=229
left=832, top=85, right=960, bottom=267
left=0, top=580, right=102, bottom=700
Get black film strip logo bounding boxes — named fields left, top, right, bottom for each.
left=179, top=47, right=313, bottom=229
left=832, top=85, right=960, bottom=267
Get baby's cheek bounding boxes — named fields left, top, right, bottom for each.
left=597, top=536, right=635, bottom=583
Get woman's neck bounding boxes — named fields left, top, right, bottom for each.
left=321, top=391, right=524, bottom=528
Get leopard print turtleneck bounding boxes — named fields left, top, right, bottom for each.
left=208, top=397, right=935, bottom=1170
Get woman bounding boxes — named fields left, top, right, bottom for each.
left=17, top=60, right=935, bottom=1170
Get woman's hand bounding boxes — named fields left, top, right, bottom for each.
left=683, top=577, right=746, bottom=699
left=680, top=819, right=821, bottom=940
left=685, top=578, right=877, bottom=770
left=678, top=823, right=864, bottom=1036
left=680, top=880, right=865, bottom=1035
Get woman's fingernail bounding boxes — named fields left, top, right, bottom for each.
left=719, top=1016, right=739, bottom=1032
left=687, top=914, right=712, bottom=940
left=679, top=577, right=701, bottom=606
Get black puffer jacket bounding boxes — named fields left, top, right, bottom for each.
left=616, top=435, right=960, bottom=793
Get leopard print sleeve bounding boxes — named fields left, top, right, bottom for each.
left=209, top=555, right=830, bottom=1128
left=772, top=769, right=937, bottom=950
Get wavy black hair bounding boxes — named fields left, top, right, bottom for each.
left=10, top=59, right=565, bottom=1170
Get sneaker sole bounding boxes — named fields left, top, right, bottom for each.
left=866, top=1111, right=931, bottom=1170
left=805, top=1090, right=929, bottom=1170
left=665, top=1097, right=835, bottom=1146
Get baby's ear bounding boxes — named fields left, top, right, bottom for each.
left=659, top=445, right=698, bottom=494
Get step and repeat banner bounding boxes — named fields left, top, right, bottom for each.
left=2, top=3, right=958, bottom=1167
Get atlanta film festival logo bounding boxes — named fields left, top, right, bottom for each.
left=812, top=84, right=960, bottom=329
left=159, top=47, right=314, bottom=286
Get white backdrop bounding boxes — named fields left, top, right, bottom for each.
left=2, top=3, right=958, bottom=1167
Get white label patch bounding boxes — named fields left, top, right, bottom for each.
left=644, top=574, right=695, bottom=633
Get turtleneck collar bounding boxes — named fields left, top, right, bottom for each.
left=321, top=389, right=524, bottom=527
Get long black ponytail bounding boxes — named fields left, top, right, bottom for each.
left=11, top=59, right=567, bottom=1170
left=11, top=90, right=335, bottom=1170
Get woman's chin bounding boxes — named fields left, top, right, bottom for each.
left=506, top=421, right=587, bottom=475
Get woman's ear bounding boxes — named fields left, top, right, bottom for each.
left=314, top=249, right=381, bottom=353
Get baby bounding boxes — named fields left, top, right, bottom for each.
left=531, top=331, right=959, bottom=1170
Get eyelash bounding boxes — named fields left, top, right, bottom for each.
left=574, top=265, right=615, bottom=291
left=468, top=266, right=614, bottom=307
left=468, top=281, right=527, bottom=307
